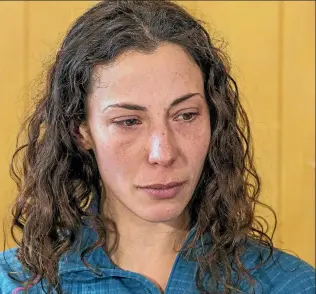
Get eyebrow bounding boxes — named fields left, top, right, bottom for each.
left=102, top=92, right=202, bottom=112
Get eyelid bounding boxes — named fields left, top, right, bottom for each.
left=172, top=107, right=199, bottom=116
left=111, top=115, right=140, bottom=122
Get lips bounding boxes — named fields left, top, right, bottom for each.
left=138, top=181, right=186, bottom=199
left=138, top=181, right=185, bottom=189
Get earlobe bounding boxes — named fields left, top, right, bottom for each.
left=78, top=123, right=94, bottom=150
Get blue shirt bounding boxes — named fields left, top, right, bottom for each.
left=0, top=225, right=315, bottom=294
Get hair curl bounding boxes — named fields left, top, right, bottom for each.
left=7, top=0, right=276, bottom=293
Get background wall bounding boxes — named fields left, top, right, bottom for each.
left=0, top=1, right=314, bottom=266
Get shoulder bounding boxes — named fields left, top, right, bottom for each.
left=0, top=248, right=25, bottom=293
left=242, top=241, right=315, bottom=294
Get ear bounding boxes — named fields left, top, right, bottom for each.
left=78, top=122, right=94, bottom=150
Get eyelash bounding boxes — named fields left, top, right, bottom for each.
left=113, top=112, right=199, bottom=129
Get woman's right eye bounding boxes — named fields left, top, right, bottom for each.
left=113, top=118, right=141, bottom=128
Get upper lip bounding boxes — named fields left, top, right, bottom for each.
left=139, top=181, right=185, bottom=189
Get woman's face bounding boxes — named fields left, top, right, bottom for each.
left=79, top=43, right=211, bottom=224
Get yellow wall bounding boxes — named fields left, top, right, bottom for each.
left=0, top=1, right=314, bottom=266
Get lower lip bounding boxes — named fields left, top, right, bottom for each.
left=140, top=183, right=184, bottom=199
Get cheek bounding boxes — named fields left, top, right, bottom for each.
left=177, top=122, right=211, bottom=159
left=93, top=134, right=139, bottom=182
left=184, top=128, right=210, bottom=183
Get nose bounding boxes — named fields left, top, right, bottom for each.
left=148, top=128, right=178, bottom=167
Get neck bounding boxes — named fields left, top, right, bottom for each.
left=100, top=191, right=190, bottom=274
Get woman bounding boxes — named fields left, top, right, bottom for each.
left=0, top=1, right=314, bottom=293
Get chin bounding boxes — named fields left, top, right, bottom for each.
left=138, top=205, right=185, bottom=223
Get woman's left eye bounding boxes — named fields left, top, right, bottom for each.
left=176, top=112, right=199, bottom=122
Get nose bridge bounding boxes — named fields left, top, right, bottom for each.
left=148, top=122, right=178, bottom=166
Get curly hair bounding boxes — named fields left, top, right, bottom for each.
left=7, top=0, right=276, bottom=293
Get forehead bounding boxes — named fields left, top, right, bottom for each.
left=90, top=43, right=204, bottom=101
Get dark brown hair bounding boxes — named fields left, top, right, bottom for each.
left=8, top=0, right=276, bottom=293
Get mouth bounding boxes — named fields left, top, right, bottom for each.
left=138, top=181, right=186, bottom=189
left=137, top=181, right=186, bottom=199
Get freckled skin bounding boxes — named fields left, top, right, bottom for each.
left=79, top=43, right=211, bottom=224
